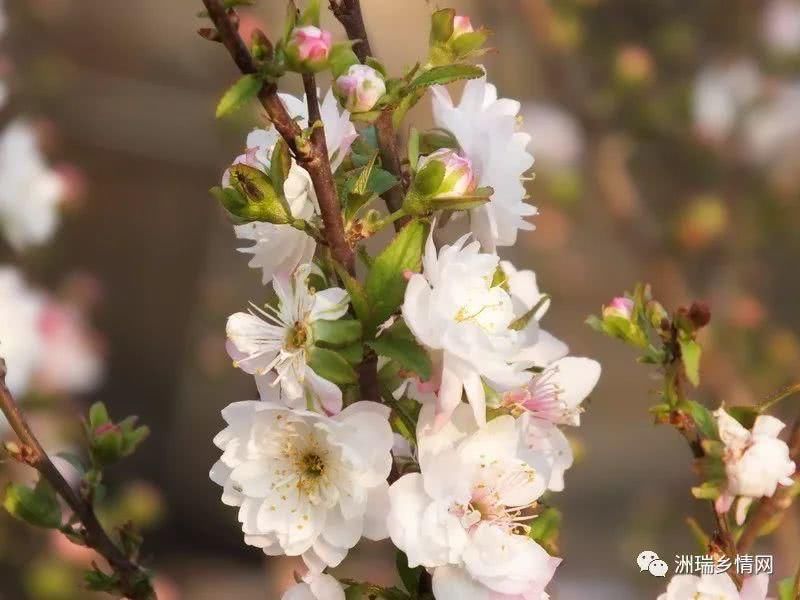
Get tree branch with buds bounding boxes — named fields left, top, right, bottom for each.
left=0, top=359, right=155, bottom=600
left=330, top=0, right=408, bottom=223
left=201, top=0, right=354, bottom=271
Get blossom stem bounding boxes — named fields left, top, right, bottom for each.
left=201, top=0, right=355, bottom=272
left=666, top=356, right=742, bottom=587
left=0, top=359, right=155, bottom=600
left=328, top=0, right=409, bottom=227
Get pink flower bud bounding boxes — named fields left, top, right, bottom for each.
left=335, top=64, right=386, bottom=113
left=286, top=26, right=333, bottom=71
left=451, top=15, right=475, bottom=39
left=418, top=148, right=477, bottom=197
left=603, top=296, right=634, bottom=320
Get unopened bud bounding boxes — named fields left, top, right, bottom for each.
left=603, top=296, right=634, bottom=320
left=417, top=149, right=476, bottom=197
left=286, top=26, right=333, bottom=72
left=222, top=164, right=292, bottom=225
left=688, top=301, right=711, bottom=329
left=451, top=15, right=474, bottom=40
left=334, top=64, right=386, bottom=113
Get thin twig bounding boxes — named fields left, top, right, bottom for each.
left=202, top=0, right=354, bottom=271
left=329, top=0, right=372, bottom=62
left=667, top=359, right=742, bottom=586
left=328, top=0, right=409, bottom=226
left=0, top=359, right=154, bottom=599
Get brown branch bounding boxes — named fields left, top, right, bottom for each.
left=329, top=0, right=372, bottom=63
left=202, top=0, right=354, bottom=271
left=667, top=359, right=742, bottom=586
left=737, top=417, right=800, bottom=553
left=0, top=359, right=154, bottom=600
left=328, top=0, right=409, bottom=226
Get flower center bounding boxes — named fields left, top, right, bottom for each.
left=286, top=321, right=310, bottom=350
left=451, top=481, right=538, bottom=536
left=302, top=452, right=325, bottom=478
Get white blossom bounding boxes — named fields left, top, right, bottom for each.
left=657, top=573, right=769, bottom=600
left=743, top=83, right=800, bottom=164
left=402, top=234, right=535, bottom=428
left=388, top=405, right=559, bottom=600
left=520, top=102, right=585, bottom=170
left=715, top=408, right=795, bottom=512
left=209, top=398, right=392, bottom=569
left=226, top=264, right=350, bottom=415
left=0, top=121, right=66, bottom=251
left=0, top=267, right=44, bottom=399
left=503, top=357, right=601, bottom=491
left=431, top=74, right=536, bottom=250
left=692, top=60, right=761, bottom=142
left=282, top=571, right=345, bottom=600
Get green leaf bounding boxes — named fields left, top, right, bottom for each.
left=408, top=64, right=485, bottom=91
left=308, top=346, right=358, bottom=385
left=366, top=57, right=388, bottom=78
left=396, top=550, right=423, bottom=594
left=298, top=0, right=320, bottom=26
left=312, top=319, right=363, bottom=348
left=528, top=507, right=561, bottom=554
left=216, top=74, right=262, bottom=118
left=270, top=138, right=292, bottom=193
left=407, top=128, right=420, bottom=171
left=329, top=44, right=360, bottom=78
left=365, top=220, right=429, bottom=335
left=368, top=327, right=432, bottom=380
left=119, top=416, right=150, bottom=457
left=337, top=342, right=363, bottom=366
left=89, top=402, right=110, bottom=429
left=691, top=481, right=721, bottom=501
left=510, top=294, right=550, bottom=331
left=333, top=262, right=369, bottom=324
left=430, top=8, right=456, bottom=43
left=679, top=338, right=702, bottom=386
left=352, top=152, right=379, bottom=196
left=4, top=480, right=61, bottom=529
left=679, top=400, right=718, bottom=440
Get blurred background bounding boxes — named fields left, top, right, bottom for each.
left=1, top=0, right=799, bottom=598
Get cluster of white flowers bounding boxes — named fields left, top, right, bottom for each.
left=211, top=13, right=600, bottom=600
